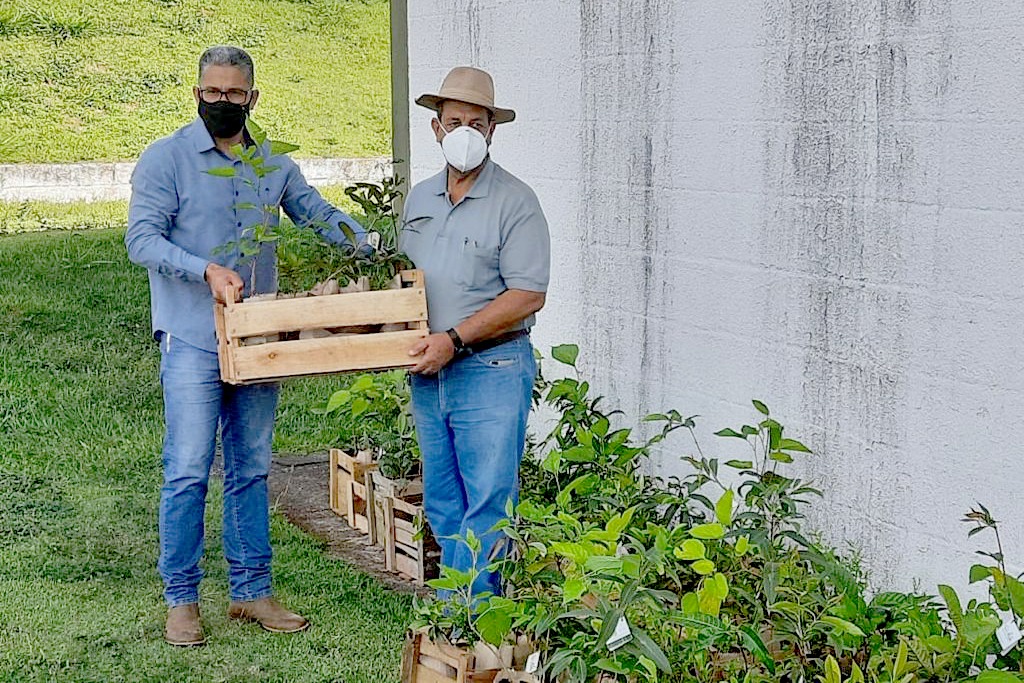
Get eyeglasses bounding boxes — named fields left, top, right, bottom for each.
left=198, top=87, right=252, bottom=105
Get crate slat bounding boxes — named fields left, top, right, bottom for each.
left=229, top=329, right=425, bottom=382
left=225, top=287, right=428, bottom=338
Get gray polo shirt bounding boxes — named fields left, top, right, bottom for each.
left=399, top=160, right=550, bottom=333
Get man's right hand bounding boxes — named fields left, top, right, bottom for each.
left=205, top=263, right=244, bottom=303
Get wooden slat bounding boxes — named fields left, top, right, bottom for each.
left=228, top=330, right=426, bottom=382
left=419, top=636, right=469, bottom=665
left=395, top=537, right=419, bottom=555
left=225, top=287, right=427, bottom=338
left=414, top=665, right=455, bottom=683
left=394, top=517, right=417, bottom=534
left=391, top=495, right=425, bottom=516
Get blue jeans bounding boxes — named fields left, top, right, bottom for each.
left=410, top=335, right=536, bottom=598
left=157, top=332, right=278, bottom=607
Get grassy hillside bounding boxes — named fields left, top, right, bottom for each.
left=0, top=0, right=392, bottom=162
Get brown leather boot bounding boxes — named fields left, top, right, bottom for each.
left=165, top=603, right=206, bottom=646
left=227, top=596, right=309, bottom=633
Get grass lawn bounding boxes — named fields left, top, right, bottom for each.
left=0, top=185, right=358, bottom=235
left=0, top=0, right=391, bottom=163
left=0, top=228, right=411, bottom=682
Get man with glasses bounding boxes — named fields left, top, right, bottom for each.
left=126, top=45, right=363, bottom=646
left=401, top=67, right=550, bottom=599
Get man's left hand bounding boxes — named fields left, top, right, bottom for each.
left=409, top=333, right=457, bottom=375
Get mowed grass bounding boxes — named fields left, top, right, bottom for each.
left=0, top=0, right=391, bottom=163
left=0, top=184, right=358, bottom=235
left=0, top=228, right=411, bottom=682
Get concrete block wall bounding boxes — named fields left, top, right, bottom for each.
left=0, top=157, right=392, bottom=203
left=406, top=0, right=1024, bottom=593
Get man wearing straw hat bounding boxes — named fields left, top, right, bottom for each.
left=402, top=67, right=550, bottom=598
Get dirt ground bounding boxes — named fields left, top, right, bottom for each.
left=266, top=452, right=429, bottom=596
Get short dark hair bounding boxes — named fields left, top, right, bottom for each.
left=198, top=46, right=254, bottom=86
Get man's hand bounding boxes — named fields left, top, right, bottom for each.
left=409, top=332, right=457, bottom=375
left=205, top=263, right=244, bottom=303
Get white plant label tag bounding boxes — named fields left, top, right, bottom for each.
left=525, top=651, right=541, bottom=673
left=367, top=231, right=381, bottom=250
left=997, top=616, right=1022, bottom=654
left=607, top=616, right=633, bottom=651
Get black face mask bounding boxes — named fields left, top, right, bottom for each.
left=198, top=99, right=249, bottom=139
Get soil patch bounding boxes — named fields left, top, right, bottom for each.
left=267, top=452, right=429, bottom=596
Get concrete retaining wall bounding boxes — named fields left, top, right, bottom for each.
left=0, top=156, right=392, bottom=203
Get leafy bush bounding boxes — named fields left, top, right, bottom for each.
left=411, top=345, right=1024, bottom=683
left=320, top=370, right=420, bottom=481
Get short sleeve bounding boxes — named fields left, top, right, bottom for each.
left=499, top=191, right=550, bottom=292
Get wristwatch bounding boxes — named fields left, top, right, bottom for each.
left=445, top=327, right=467, bottom=356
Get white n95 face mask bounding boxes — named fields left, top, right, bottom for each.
left=440, top=124, right=489, bottom=173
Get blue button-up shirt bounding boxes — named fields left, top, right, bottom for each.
left=126, top=118, right=363, bottom=352
left=399, top=160, right=550, bottom=333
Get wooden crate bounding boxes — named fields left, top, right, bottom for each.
left=328, top=449, right=377, bottom=534
left=400, top=632, right=500, bottom=683
left=383, top=495, right=440, bottom=585
left=367, top=470, right=424, bottom=546
left=214, top=269, right=428, bottom=384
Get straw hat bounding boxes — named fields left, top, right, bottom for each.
left=415, top=66, right=516, bottom=124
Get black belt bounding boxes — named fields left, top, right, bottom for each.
left=466, top=328, right=529, bottom=354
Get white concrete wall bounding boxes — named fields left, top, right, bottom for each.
left=406, top=0, right=1024, bottom=593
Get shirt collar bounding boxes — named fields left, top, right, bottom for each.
left=432, top=158, right=495, bottom=199
left=188, top=117, right=216, bottom=153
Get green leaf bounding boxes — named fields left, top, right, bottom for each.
left=739, top=625, right=776, bottom=675
left=822, top=655, right=842, bottom=683
left=938, top=584, right=964, bottom=634
left=692, top=559, right=715, bottom=575
left=767, top=420, right=781, bottom=450
left=551, top=344, right=579, bottom=367
left=715, top=489, right=734, bottom=526
left=474, top=602, right=513, bottom=646
left=752, top=399, right=769, bottom=415
left=725, top=459, right=754, bottom=469
left=323, top=389, right=351, bottom=413
left=269, top=140, right=300, bottom=155
left=712, top=572, right=728, bottom=598
left=350, top=397, right=370, bottom=417
left=1007, top=576, right=1024, bottom=616
left=246, top=118, right=267, bottom=145
left=205, top=167, right=236, bottom=177
left=690, top=523, right=725, bottom=540
left=821, top=615, right=866, bottom=637
left=629, top=628, right=672, bottom=673
left=349, top=375, right=375, bottom=392
left=606, top=506, right=636, bottom=537
left=674, top=539, right=706, bottom=561
left=769, top=451, right=794, bottom=463
left=464, top=528, right=482, bottom=554
left=232, top=202, right=257, bottom=211
left=970, top=564, right=994, bottom=583
left=735, top=536, right=750, bottom=555
left=976, top=672, right=1024, bottom=683
left=778, top=437, right=812, bottom=453
left=593, top=416, right=609, bottom=438
left=714, top=428, right=745, bottom=439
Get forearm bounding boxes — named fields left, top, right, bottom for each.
left=453, top=289, right=546, bottom=345
left=124, top=225, right=208, bottom=283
